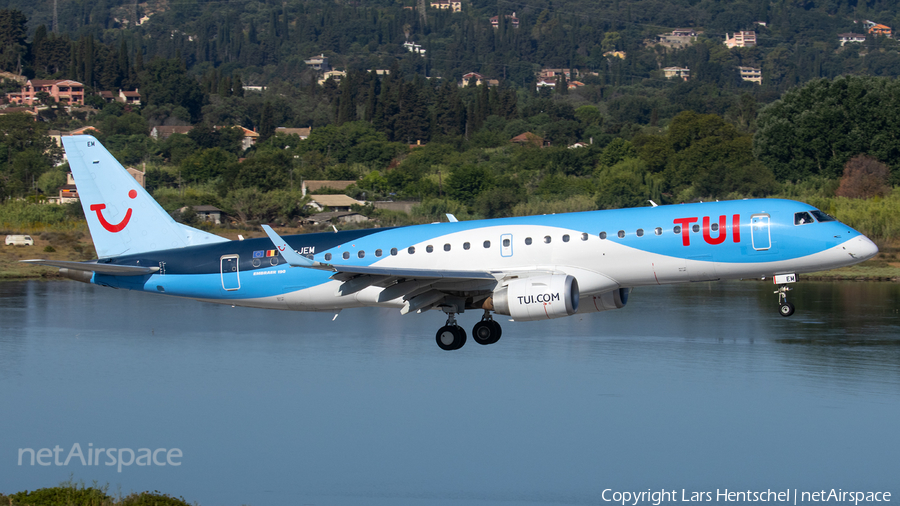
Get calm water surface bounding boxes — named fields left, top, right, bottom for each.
left=1, top=280, right=898, bottom=505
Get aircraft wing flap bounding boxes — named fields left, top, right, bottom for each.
left=20, top=259, right=159, bottom=276
left=328, top=265, right=496, bottom=280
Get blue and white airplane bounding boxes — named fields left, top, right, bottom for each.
left=26, top=135, right=879, bottom=350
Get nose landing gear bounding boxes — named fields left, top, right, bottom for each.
left=775, top=285, right=795, bottom=317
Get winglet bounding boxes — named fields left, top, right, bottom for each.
left=261, top=225, right=321, bottom=268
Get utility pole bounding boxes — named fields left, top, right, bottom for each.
left=53, top=0, right=58, bottom=33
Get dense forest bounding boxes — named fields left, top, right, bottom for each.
left=0, top=0, right=897, bottom=237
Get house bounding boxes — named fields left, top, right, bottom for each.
left=657, top=29, right=698, bottom=48
left=536, top=79, right=556, bottom=89
left=663, top=67, right=690, bottom=81
left=306, top=194, right=365, bottom=212
left=57, top=173, right=79, bottom=204
left=567, top=80, right=585, bottom=90
left=118, top=89, right=141, bottom=106
left=304, top=54, right=330, bottom=72
left=302, top=180, right=357, bottom=197
left=403, top=41, right=426, bottom=55
left=150, top=125, right=194, bottom=140
left=737, top=66, right=762, bottom=84
left=539, top=68, right=575, bottom=80
left=429, top=0, right=461, bottom=12
left=724, top=31, right=756, bottom=48
left=838, top=33, right=867, bottom=46
left=317, top=70, right=346, bottom=86
left=460, top=72, right=488, bottom=87
left=126, top=166, right=146, bottom=188
left=489, top=12, right=519, bottom=28
left=306, top=211, right=369, bottom=225
left=511, top=132, right=549, bottom=148
left=98, top=90, right=117, bottom=103
left=275, top=127, right=312, bottom=140
left=7, top=79, right=85, bottom=106
left=180, top=205, right=223, bottom=225
left=868, top=24, right=891, bottom=37
left=219, top=126, right=259, bottom=151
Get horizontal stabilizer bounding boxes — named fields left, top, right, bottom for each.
left=20, top=259, right=159, bottom=276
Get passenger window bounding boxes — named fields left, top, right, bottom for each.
left=463, top=242, right=471, bottom=250
left=692, top=224, right=700, bottom=233
left=674, top=226, right=682, bottom=234
left=483, top=240, right=491, bottom=248
left=617, top=230, right=625, bottom=238
left=343, top=251, right=350, bottom=260
left=544, top=236, right=551, bottom=244
left=325, top=253, right=332, bottom=261
left=426, top=245, right=434, bottom=253
left=562, top=234, right=570, bottom=242
left=502, top=238, right=510, bottom=247
left=600, top=232, right=607, bottom=240
left=636, top=229, right=644, bottom=237
left=711, top=223, right=719, bottom=231
left=443, top=244, right=451, bottom=252
left=358, top=251, right=365, bottom=258
left=375, top=249, right=382, bottom=257
left=390, top=248, right=398, bottom=256
left=525, top=237, right=532, bottom=245
left=654, top=227, right=662, bottom=236
left=581, top=233, right=588, bottom=241
left=794, top=211, right=814, bottom=225
left=408, top=246, right=416, bottom=254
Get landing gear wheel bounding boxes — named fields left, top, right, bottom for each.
left=472, top=320, right=502, bottom=345
left=436, top=325, right=467, bottom=350
left=779, top=302, right=795, bottom=317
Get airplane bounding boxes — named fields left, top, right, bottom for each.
left=24, top=135, right=879, bottom=350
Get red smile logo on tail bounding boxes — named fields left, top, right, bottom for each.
left=90, top=189, right=137, bottom=233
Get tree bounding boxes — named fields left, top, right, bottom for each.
left=139, top=58, right=206, bottom=122
left=754, top=75, right=900, bottom=181
left=835, top=155, right=891, bottom=199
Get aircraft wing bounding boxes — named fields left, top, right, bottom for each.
left=20, top=259, right=159, bottom=276
left=261, top=225, right=498, bottom=313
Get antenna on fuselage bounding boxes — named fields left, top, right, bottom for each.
left=648, top=200, right=658, bottom=207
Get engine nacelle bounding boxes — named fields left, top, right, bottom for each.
left=491, top=274, right=579, bottom=321
left=578, top=288, right=630, bottom=314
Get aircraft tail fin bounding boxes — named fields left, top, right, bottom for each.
left=62, top=135, right=228, bottom=258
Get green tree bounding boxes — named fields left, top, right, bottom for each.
left=754, top=75, right=900, bottom=181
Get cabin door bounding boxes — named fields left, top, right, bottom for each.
left=220, top=255, right=241, bottom=291
left=750, top=214, right=771, bottom=251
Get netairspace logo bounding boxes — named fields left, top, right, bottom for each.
left=18, top=444, right=181, bottom=473
left=601, top=489, right=892, bottom=506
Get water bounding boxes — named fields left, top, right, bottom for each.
left=1, top=280, right=898, bottom=505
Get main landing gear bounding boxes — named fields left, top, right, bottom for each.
left=435, top=310, right=503, bottom=350
left=775, top=284, right=795, bottom=317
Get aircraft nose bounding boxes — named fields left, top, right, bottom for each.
left=846, top=235, right=879, bottom=262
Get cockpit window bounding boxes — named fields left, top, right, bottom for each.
left=794, top=211, right=814, bottom=225
left=810, top=210, right=837, bottom=222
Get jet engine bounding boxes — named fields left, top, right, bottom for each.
left=490, top=274, right=579, bottom=321
left=579, top=288, right=630, bottom=314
